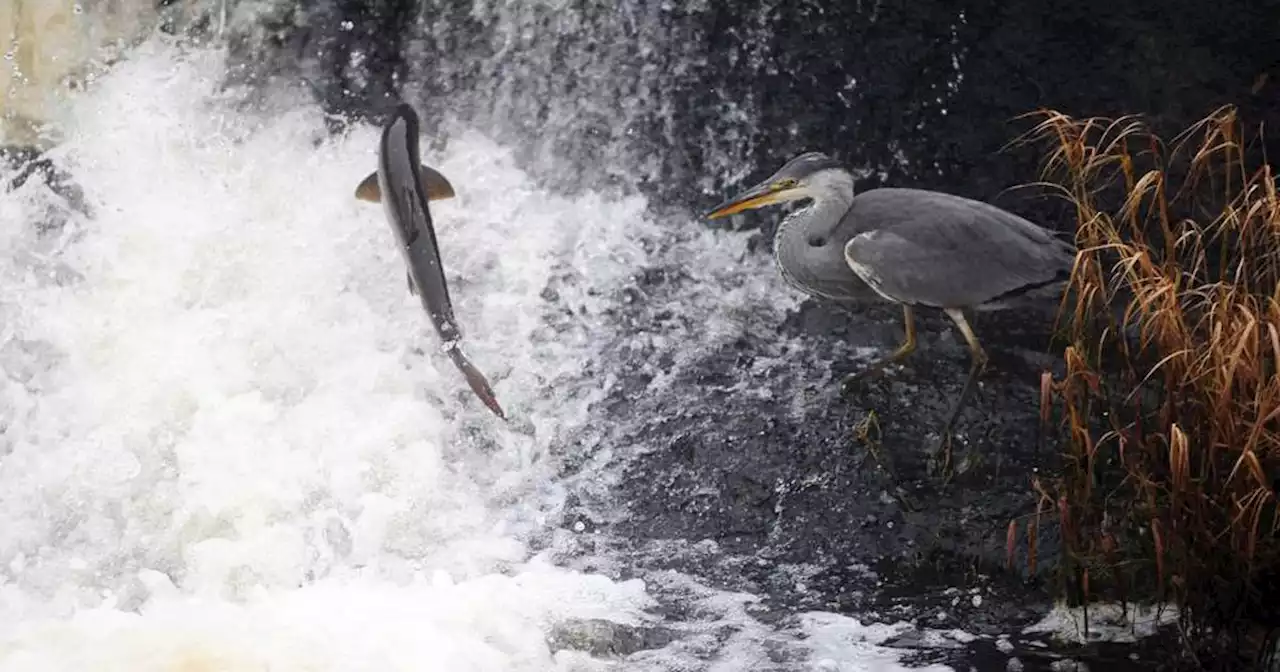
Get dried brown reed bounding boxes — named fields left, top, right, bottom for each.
left=1013, top=104, right=1280, bottom=665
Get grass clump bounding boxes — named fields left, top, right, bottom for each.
left=1017, top=104, right=1280, bottom=667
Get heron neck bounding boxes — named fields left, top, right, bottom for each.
left=773, top=183, right=854, bottom=255
left=772, top=184, right=856, bottom=298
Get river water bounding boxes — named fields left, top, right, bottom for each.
left=0, top=19, right=979, bottom=669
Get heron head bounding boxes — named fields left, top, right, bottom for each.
left=705, top=151, right=848, bottom=220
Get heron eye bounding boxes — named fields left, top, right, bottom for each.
left=808, top=236, right=827, bottom=247
left=776, top=178, right=798, bottom=189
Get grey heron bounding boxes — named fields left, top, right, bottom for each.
left=706, top=152, right=1076, bottom=467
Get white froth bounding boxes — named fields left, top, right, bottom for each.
left=0, top=558, right=654, bottom=672
left=0, top=37, right=662, bottom=667
left=1022, top=601, right=1179, bottom=645
left=799, top=612, right=956, bottom=672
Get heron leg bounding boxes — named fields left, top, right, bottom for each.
left=929, top=308, right=990, bottom=476
left=840, top=305, right=916, bottom=395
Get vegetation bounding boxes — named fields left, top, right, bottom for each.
left=1013, top=105, right=1280, bottom=667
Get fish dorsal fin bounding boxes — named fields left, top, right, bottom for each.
left=419, top=165, right=456, bottom=201
left=354, top=165, right=457, bottom=203
left=354, top=171, right=380, bottom=202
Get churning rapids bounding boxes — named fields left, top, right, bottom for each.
left=0, top=39, right=974, bottom=671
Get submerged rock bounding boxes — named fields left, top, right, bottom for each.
left=547, top=617, right=659, bottom=658
left=2, top=145, right=91, bottom=237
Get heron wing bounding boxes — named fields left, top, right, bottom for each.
left=841, top=188, right=1075, bottom=308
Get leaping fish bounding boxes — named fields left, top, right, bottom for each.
left=355, top=103, right=506, bottom=420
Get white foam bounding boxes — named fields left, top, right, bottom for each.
left=799, top=612, right=956, bottom=672
left=0, top=36, right=671, bottom=665
left=1022, top=601, right=1179, bottom=645
left=0, top=557, right=655, bottom=672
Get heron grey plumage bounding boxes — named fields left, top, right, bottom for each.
left=706, top=151, right=1076, bottom=467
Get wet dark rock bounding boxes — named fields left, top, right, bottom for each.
left=547, top=618, right=661, bottom=658
left=606, top=281, right=1068, bottom=576
left=2, top=146, right=90, bottom=235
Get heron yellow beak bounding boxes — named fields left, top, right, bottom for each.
left=705, top=183, right=798, bottom=219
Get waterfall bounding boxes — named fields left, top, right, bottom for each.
left=0, top=3, right=963, bottom=670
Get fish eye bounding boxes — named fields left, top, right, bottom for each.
left=808, top=236, right=827, bottom=247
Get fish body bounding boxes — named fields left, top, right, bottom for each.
left=355, top=103, right=506, bottom=420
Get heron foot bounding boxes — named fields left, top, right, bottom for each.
left=840, top=305, right=918, bottom=398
